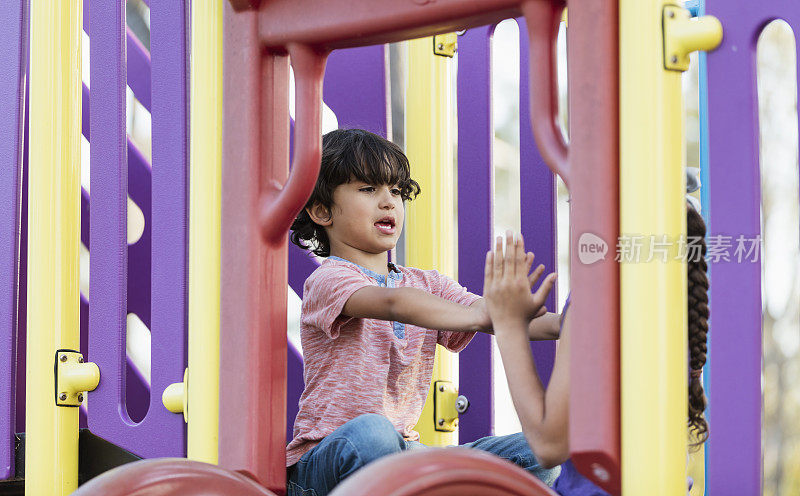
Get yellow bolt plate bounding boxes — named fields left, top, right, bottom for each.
left=663, top=5, right=691, bottom=72
left=433, top=33, right=457, bottom=57
left=55, top=349, right=84, bottom=407
left=433, top=380, right=459, bottom=432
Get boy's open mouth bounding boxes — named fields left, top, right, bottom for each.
left=374, top=217, right=396, bottom=235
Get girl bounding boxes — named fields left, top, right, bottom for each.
left=484, top=203, right=710, bottom=494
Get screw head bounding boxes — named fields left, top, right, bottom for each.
left=60, top=354, right=67, bottom=362
left=78, top=356, right=84, bottom=363
left=438, top=385, right=445, bottom=392
left=454, top=419, right=459, bottom=427
left=77, top=394, right=84, bottom=403
left=668, top=10, right=675, bottom=18
left=437, top=418, right=445, bottom=426
left=591, top=463, right=610, bottom=482
left=437, top=43, right=444, bottom=50
left=59, top=393, right=67, bottom=401
left=671, top=55, right=678, bottom=64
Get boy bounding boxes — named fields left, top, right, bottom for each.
left=287, top=129, right=561, bottom=496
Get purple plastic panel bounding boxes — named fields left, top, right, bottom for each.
left=704, top=1, right=800, bottom=492
left=518, top=19, right=557, bottom=383
left=286, top=45, right=388, bottom=439
left=457, top=21, right=557, bottom=443
left=126, top=28, right=152, bottom=112
left=81, top=83, right=153, bottom=327
left=457, top=25, right=495, bottom=443
left=0, top=0, right=27, bottom=480
left=88, top=0, right=187, bottom=458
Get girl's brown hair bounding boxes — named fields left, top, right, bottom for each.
left=687, top=205, right=710, bottom=447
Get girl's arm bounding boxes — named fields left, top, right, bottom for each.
left=484, top=232, right=570, bottom=469
left=342, top=285, right=490, bottom=332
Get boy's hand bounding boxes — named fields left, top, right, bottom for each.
left=483, top=231, right=557, bottom=332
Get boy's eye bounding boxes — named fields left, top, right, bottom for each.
left=359, top=186, right=375, bottom=192
left=391, top=188, right=402, bottom=195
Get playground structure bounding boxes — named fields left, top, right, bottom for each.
left=0, top=0, right=794, bottom=495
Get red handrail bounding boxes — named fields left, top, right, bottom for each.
left=522, top=0, right=570, bottom=188
left=259, top=44, right=329, bottom=246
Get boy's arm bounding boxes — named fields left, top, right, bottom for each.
left=342, top=286, right=489, bottom=332
left=468, top=299, right=561, bottom=340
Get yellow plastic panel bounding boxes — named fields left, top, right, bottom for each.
left=406, top=36, right=458, bottom=447
left=25, top=1, right=83, bottom=494
left=187, top=0, right=223, bottom=463
left=620, top=0, right=687, bottom=494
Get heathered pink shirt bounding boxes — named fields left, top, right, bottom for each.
left=285, top=256, right=480, bottom=467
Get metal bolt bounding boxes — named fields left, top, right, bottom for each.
left=668, top=10, right=675, bottom=18
left=78, top=356, right=84, bottom=363
left=456, top=395, right=470, bottom=414
left=591, top=463, right=610, bottom=482
left=454, top=419, right=459, bottom=427
left=437, top=43, right=444, bottom=50
left=437, top=418, right=445, bottom=426
left=671, top=55, right=678, bottom=64
left=59, top=393, right=67, bottom=401
left=60, top=354, right=67, bottom=362
left=438, top=385, right=445, bottom=392
left=77, top=393, right=84, bottom=403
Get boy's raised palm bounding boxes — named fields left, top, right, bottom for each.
left=483, top=232, right=557, bottom=331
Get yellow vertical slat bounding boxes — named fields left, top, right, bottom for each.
left=25, top=1, right=83, bottom=494
left=620, top=0, right=687, bottom=493
left=406, top=37, right=458, bottom=446
left=187, top=0, right=223, bottom=463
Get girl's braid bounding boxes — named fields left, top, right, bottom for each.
left=687, top=206, right=710, bottom=446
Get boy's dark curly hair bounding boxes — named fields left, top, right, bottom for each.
left=687, top=205, right=710, bottom=448
left=290, top=129, right=421, bottom=257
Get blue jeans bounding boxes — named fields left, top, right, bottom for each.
left=286, top=413, right=561, bottom=496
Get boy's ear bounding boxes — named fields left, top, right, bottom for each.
left=306, top=203, right=333, bottom=226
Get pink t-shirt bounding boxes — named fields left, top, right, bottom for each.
left=285, top=257, right=480, bottom=467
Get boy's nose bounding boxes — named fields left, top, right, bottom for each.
left=379, top=189, right=395, bottom=208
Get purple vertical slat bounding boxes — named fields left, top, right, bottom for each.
left=457, top=25, right=495, bottom=443
left=703, top=1, right=800, bottom=493
left=83, top=8, right=152, bottom=111
left=518, top=18, right=557, bottom=385
left=89, top=0, right=131, bottom=444
left=286, top=44, right=388, bottom=437
left=89, top=0, right=187, bottom=458
left=146, top=0, right=189, bottom=454
left=0, top=0, right=27, bottom=480
left=286, top=345, right=304, bottom=442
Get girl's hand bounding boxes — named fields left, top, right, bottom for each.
left=483, top=231, right=557, bottom=332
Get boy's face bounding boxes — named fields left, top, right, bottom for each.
left=321, top=180, right=405, bottom=255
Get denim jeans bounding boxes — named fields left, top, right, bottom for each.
left=286, top=413, right=561, bottom=496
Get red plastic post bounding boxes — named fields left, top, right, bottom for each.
left=219, top=3, right=291, bottom=493
left=565, top=0, right=621, bottom=493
